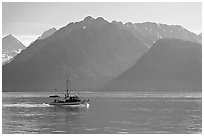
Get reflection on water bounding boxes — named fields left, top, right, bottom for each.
left=2, top=92, right=202, bottom=134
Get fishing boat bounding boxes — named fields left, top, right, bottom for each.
left=49, top=69, right=89, bottom=107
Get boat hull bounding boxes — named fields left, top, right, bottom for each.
left=49, top=100, right=89, bottom=107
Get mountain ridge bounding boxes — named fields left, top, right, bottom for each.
left=102, top=38, right=202, bottom=92
left=112, top=21, right=201, bottom=47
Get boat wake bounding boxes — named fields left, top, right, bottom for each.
left=3, top=103, right=90, bottom=108
left=3, top=103, right=52, bottom=108
left=68, top=103, right=90, bottom=108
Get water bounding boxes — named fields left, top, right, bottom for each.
left=2, top=92, right=202, bottom=134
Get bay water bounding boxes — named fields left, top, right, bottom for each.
left=2, top=91, right=202, bottom=134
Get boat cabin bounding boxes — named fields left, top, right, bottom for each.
left=49, top=95, right=60, bottom=103
left=65, top=94, right=81, bottom=102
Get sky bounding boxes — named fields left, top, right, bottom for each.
left=2, top=2, right=202, bottom=46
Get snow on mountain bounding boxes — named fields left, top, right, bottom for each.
left=2, top=34, right=26, bottom=64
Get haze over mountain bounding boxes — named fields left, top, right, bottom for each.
left=2, top=34, right=26, bottom=64
left=3, top=16, right=148, bottom=91
left=103, top=38, right=202, bottom=92
left=112, top=21, right=201, bottom=47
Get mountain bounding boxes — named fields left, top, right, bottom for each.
left=2, top=34, right=26, bottom=64
left=103, top=38, right=202, bottom=92
left=2, top=16, right=148, bottom=91
left=198, top=33, right=202, bottom=39
left=112, top=21, right=201, bottom=47
left=37, top=28, right=57, bottom=40
left=3, top=16, right=201, bottom=92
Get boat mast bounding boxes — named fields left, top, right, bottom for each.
left=66, top=69, right=69, bottom=96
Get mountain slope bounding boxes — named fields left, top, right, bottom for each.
left=2, top=34, right=26, bottom=64
left=3, top=17, right=147, bottom=91
left=103, top=38, right=202, bottom=92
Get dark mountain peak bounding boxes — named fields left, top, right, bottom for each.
left=135, top=22, right=157, bottom=25
left=49, top=27, right=57, bottom=31
left=83, top=16, right=94, bottom=22
left=7, top=34, right=13, bottom=37
left=38, top=27, right=57, bottom=40
left=135, top=22, right=183, bottom=28
left=3, top=34, right=25, bottom=48
left=4, top=34, right=15, bottom=40
left=139, top=22, right=155, bottom=24
left=172, top=24, right=182, bottom=28
left=135, top=22, right=173, bottom=29
left=125, top=22, right=134, bottom=27
left=171, top=25, right=186, bottom=31
left=95, top=16, right=105, bottom=21
left=111, top=21, right=117, bottom=24
left=64, top=22, right=74, bottom=29
left=93, top=17, right=109, bottom=25
left=111, top=21, right=123, bottom=26
left=62, top=16, right=108, bottom=33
